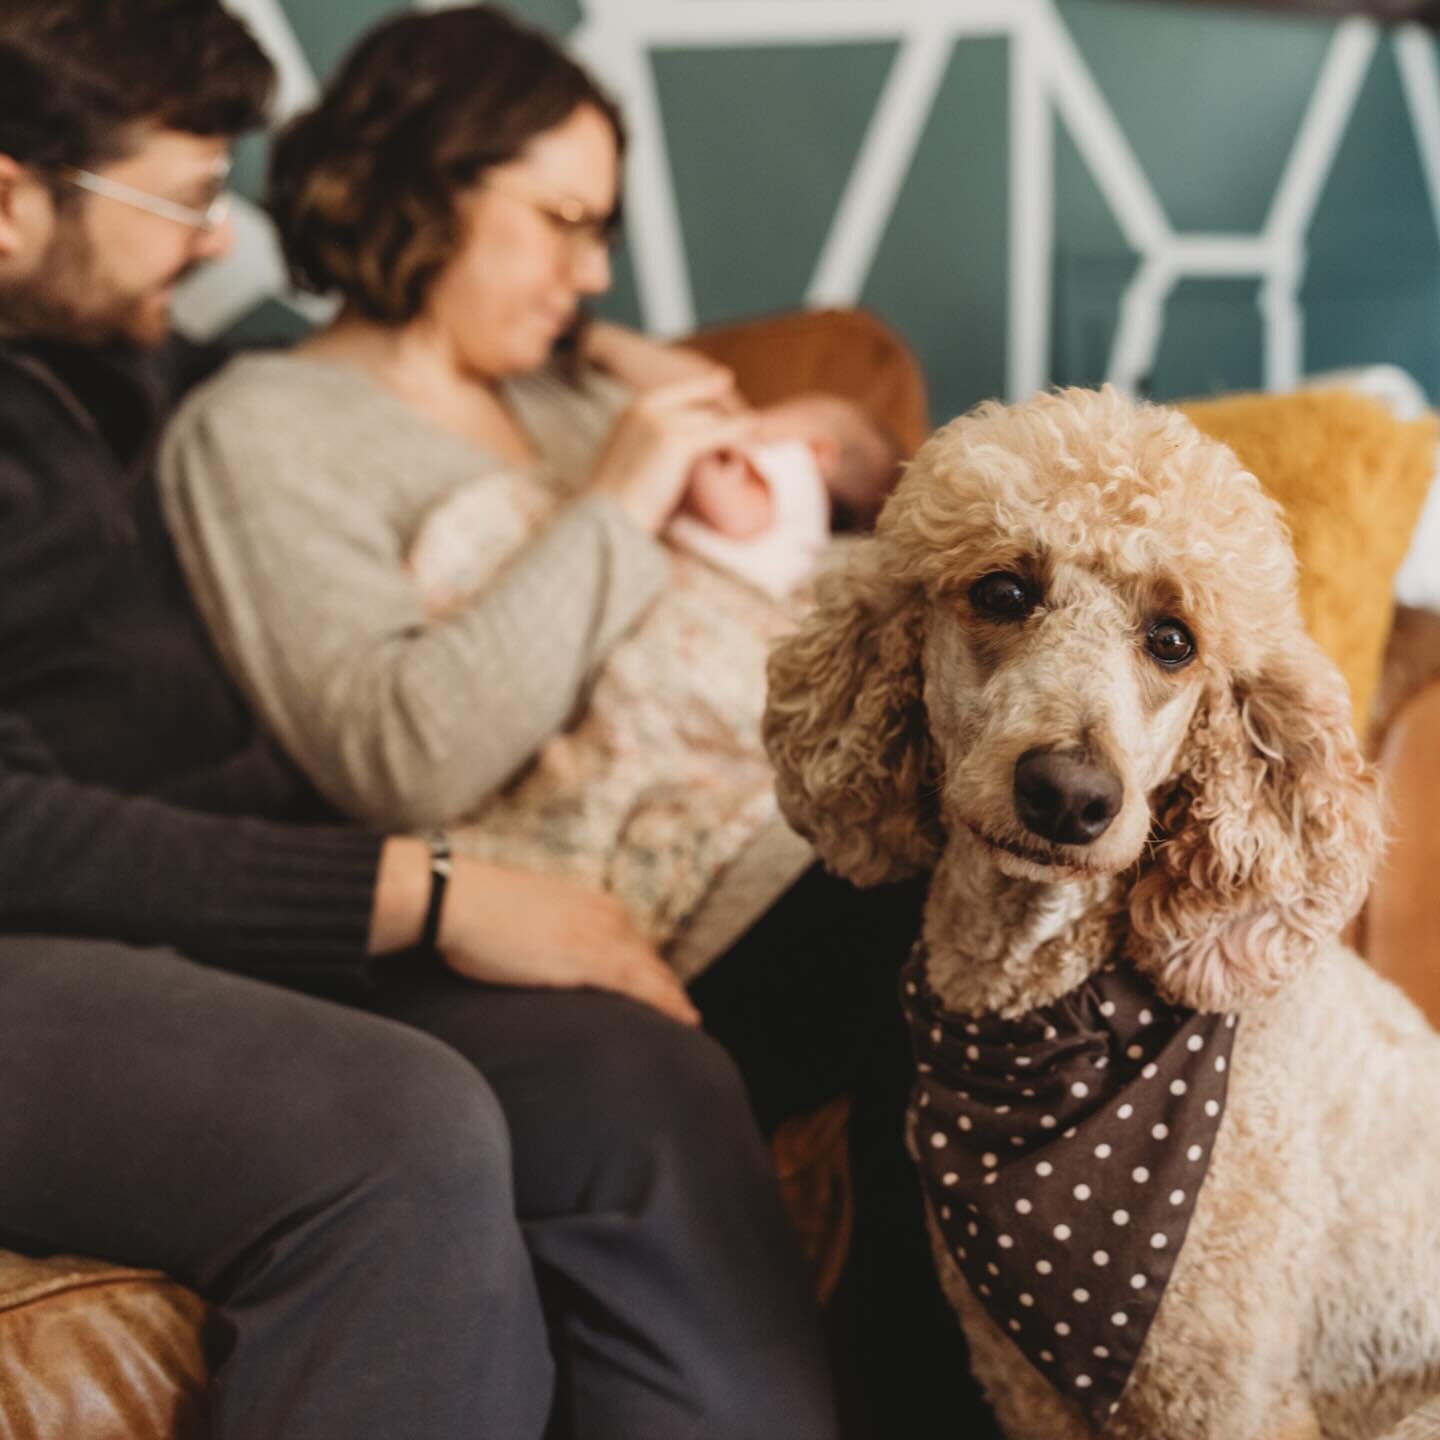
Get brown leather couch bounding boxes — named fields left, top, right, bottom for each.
left=2, top=308, right=1437, bottom=1438
left=1367, top=603, right=1440, bottom=1027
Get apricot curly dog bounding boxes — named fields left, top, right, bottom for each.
left=765, top=385, right=1439, bottom=1438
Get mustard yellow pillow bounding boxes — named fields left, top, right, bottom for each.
left=1179, top=390, right=1437, bottom=733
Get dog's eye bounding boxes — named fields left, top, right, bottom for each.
left=1146, top=618, right=1195, bottom=667
left=970, top=572, right=1034, bottom=620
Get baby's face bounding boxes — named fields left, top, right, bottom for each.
left=751, top=392, right=899, bottom=524
left=683, top=449, right=774, bottom=539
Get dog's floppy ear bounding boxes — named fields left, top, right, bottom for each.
left=1127, top=632, right=1383, bottom=1012
left=763, top=538, right=941, bottom=885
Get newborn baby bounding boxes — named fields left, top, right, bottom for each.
left=668, top=393, right=899, bottom=598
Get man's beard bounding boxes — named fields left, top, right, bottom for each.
left=0, top=210, right=193, bottom=347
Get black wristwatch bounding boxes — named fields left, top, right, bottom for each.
left=419, top=831, right=453, bottom=956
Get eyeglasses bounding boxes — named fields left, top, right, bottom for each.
left=482, top=177, right=621, bottom=253
left=59, top=165, right=232, bottom=233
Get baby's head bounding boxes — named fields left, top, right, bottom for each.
left=751, top=393, right=900, bottom=528
left=682, top=393, right=901, bottom=541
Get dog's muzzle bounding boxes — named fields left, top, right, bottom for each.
left=1013, top=748, right=1123, bottom=846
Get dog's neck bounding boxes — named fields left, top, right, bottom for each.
left=921, top=829, right=1127, bottom=1019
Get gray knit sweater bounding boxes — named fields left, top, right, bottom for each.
left=160, top=353, right=671, bottom=829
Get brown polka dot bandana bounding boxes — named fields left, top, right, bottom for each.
left=901, top=945, right=1236, bottom=1429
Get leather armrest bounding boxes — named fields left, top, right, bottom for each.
left=1364, top=667, right=1440, bottom=1026
left=1372, top=605, right=1440, bottom=748
left=0, top=1254, right=207, bottom=1440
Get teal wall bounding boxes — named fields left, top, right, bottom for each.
left=201, top=0, right=1440, bottom=427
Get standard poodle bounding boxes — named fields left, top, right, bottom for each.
left=764, top=385, right=1440, bottom=1438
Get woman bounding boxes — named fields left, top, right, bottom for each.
left=161, top=8, right=951, bottom=1433
left=158, top=2, right=905, bottom=974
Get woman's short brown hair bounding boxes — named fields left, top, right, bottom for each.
left=269, top=5, right=624, bottom=326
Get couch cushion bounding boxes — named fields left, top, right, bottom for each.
left=0, top=1252, right=207, bottom=1440
left=1180, top=389, right=1437, bottom=732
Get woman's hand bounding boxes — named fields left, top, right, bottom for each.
left=441, top=858, right=700, bottom=1024
left=371, top=840, right=696, bottom=1031
left=369, top=838, right=697, bottom=1024
left=589, top=371, right=753, bottom=533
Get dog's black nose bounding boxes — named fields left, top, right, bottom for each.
left=1013, top=748, right=1123, bottom=846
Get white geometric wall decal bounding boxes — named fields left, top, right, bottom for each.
left=1396, top=23, right=1440, bottom=252
left=563, top=1, right=1396, bottom=399
left=174, top=0, right=327, bottom=335
left=1105, top=17, right=1377, bottom=395
left=194, top=0, right=1440, bottom=406
left=226, top=0, right=319, bottom=124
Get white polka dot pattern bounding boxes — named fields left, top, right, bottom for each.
left=900, top=944, right=1236, bottom=1428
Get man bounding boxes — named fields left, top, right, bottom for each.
left=0, top=5, right=841, bottom=1437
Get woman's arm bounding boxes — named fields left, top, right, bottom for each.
left=373, top=839, right=697, bottom=1023
left=159, top=363, right=751, bottom=833
left=0, top=710, right=383, bottom=979
left=158, top=366, right=676, bottom=831
left=166, top=438, right=667, bottom=829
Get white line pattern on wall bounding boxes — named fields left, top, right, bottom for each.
left=178, top=1, right=1440, bottom=403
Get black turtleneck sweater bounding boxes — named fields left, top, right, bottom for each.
left=0, top=335, right=381, bottom=980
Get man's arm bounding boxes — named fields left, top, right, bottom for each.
left=0, top=710, right=385, bottom=980
left=0, top=712, right=698, bottom=1022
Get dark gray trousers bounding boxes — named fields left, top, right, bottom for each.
left=0, top=937, right=835, bottom=1440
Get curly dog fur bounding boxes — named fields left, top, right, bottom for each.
left=765, top=386, right=1440, bottom=1437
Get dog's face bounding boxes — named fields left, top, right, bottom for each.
left=765, top=386, right=1382, bottom=1009
left=901, top=389, right=1292, bottom=888
left=923, top=557, right=1203, bottom=883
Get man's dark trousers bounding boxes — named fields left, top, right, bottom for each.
left=0, top=935, right=837, bottom=1440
